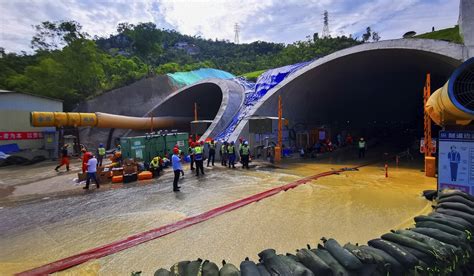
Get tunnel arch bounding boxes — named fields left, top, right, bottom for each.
left=230, top=39, right=465, bottom=143
left=143, top=79, right=245, bottom=139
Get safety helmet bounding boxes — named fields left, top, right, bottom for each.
left=99, top=143, right=103, bottom=147
left=360, top=137, right=364, bottom=141
left=244, top=141, right=249, bottom=145
left=173, top=148, right=179, bottom=154
left=190, top=142, right=195, bottom=147
left=230, top=141, right=234, bottom=145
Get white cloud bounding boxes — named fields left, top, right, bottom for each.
left=0, top=0, right=461, bottom=53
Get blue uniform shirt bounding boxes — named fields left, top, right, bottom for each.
left=172, top=154, right=182, bottom=171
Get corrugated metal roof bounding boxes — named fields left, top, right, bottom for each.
left=0, top=90, right=63, bottom=102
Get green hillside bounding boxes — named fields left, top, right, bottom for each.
left=415, top=25, right=463, bottom=44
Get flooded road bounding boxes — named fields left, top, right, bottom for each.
left=0, top=154, right=435, bottom=275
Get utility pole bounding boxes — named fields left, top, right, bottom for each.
left=322, top=10, right=330, bottom=38
left=194, top=102, right=198, bottom=121
left=275, top=95, right=282, bottom=162
left=423, top=73, right=435, bottom=177
left=234, top=23, right=240, bottom=44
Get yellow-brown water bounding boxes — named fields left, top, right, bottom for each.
left=0, top=161, right=435, bottom=275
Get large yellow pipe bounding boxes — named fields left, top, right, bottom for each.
left=30, top=112, right=191, bottom=130
left=425, top=58, right=474, bottom=126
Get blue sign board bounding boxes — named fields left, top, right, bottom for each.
left=438, top=131, right=474, bottom=195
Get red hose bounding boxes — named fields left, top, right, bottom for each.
left=17, top=162, right=379, bottom=275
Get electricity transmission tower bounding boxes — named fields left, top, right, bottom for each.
left=322, top=10, right=330, bottom=38
left=234, top=23, right=240, bottom=44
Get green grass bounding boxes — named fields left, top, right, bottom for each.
left=414, top=25, right=463, bottom=44
left=241, top=69, right=267, bottom=81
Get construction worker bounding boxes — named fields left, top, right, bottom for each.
left=188, top=142, right=195, bottom=171
left=84, top=155, right=100, bottom=190
left=172, top=148, right=182, bottom=192
left=240, top=141, right=250, bottom=169
left=221, top=141, right=228, bottom=166
left=55, top=144, right=70, bottom=172
left=149, top=156, right=162, bottom=177
left=81, top=148, right=93, bottom=174
left=97, top=143, right=106, bottom=167
left=228, top=141, right=236, bottom=169
left=358, top=137, right=366, bottom=158
left=207, top=139, right=216, bottom=167
left=194, top=141, right=205, bottom=176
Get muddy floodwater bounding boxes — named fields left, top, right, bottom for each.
left=0, top=158, right=435, bottom=275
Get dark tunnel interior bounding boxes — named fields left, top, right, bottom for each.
left=152, top=82, right=223, bottom=131
left=256, top=49, right=461, bottom=148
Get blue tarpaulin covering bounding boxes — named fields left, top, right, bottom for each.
left=215, top=61, right=311, bottom=140
left=168, top=68, right=235, bottom=87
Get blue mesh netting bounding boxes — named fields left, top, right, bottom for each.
left=167, top=68, right=235, bottom=87
left=215, top=61, right=311, bottom=141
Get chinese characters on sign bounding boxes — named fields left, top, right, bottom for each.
left=0, top=132, right=44, bottom=140
left=438, top=131, right=474, bottom=195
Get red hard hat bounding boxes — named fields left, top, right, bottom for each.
left=173, top=148, right=179, bottom=154
left=190, top=142, right=195, bottom=147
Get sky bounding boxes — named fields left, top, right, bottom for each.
left=0, top=0, right=460, bottom=53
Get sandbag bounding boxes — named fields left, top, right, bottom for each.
left=203, top=260, right=219, bottom=276
left=423, top=190, right=438, bottom=201
left=439, top=190, right=474, bottom=202
left=343, top=243, right=377, bottom=264
left=360, top=245, right=405, bottom=276
left=437, top=202, right=474, bottom=216
left=436, top=208, right=474, bottom=225
left=219, top=261, right=239, bottom=276
left=154, top=268, right=171, bottom=276
left=256, top=263, right=270, bottom=276
left=322, top=238, right=363, bottom=270
left=260, top=254, right=292, bottom=276
left=313, top=246, right=351, bottom=276
left=411, top=227, right=469, bottom=250
left=367, top=239, right=418, bottom=268
left=258, top=249, right=276, bottom=262
left=415, top=215, right=471, bottom=233
left=170, top=261, right=190, bottom=276
left=428, top=212, right=474, bottom=232
left=285, top=253, right=298, bottom=262
left=438, top=195, right=474, bottom=209
left=185, top=259, right=203, bottom=276
left=395, top=229, right=458, bottom=262
left=278, top=254, right=314, bottom=276
left=296, top=248, right=331, bottom=275
left=395, top=244, right=436, bottom=268
left=240, top=258, right=260, bottom=276
left=415, top=221, right=468, bottom=240
left=380, top=232, right=436, bottom=258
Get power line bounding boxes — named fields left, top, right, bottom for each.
left=234, top=23, right=240, bottom=44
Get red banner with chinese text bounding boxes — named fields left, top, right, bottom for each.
left=0, top=132, right=44, bottom=140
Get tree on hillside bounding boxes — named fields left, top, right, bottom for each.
left=362, top=27, right=372, bottom=42
left=372, top=32, right=381, bottom=42
left=31, top=20, right=88, bottom=51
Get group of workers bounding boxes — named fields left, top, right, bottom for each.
left=54, top=138, right=252, bottom=193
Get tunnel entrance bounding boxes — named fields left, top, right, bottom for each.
left=253, top=49, right=461, bottom=152
left=151, top=82, right=223, bottom=133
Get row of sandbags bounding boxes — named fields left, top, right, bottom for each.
left=133, top=189, right=474, bottom=276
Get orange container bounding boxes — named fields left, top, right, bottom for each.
left=425, top=156, right=436, bottom=177
left=138, top=171, right=153, bottom=180
left=112, top=175, right=123, bottom=183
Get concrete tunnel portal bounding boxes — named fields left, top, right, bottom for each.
left=150, top=82, right=223, bottom=132
left=234, top=47, right=462, bottom=150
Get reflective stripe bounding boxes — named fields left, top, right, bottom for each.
left=358, top=141, right=366, bottom=148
